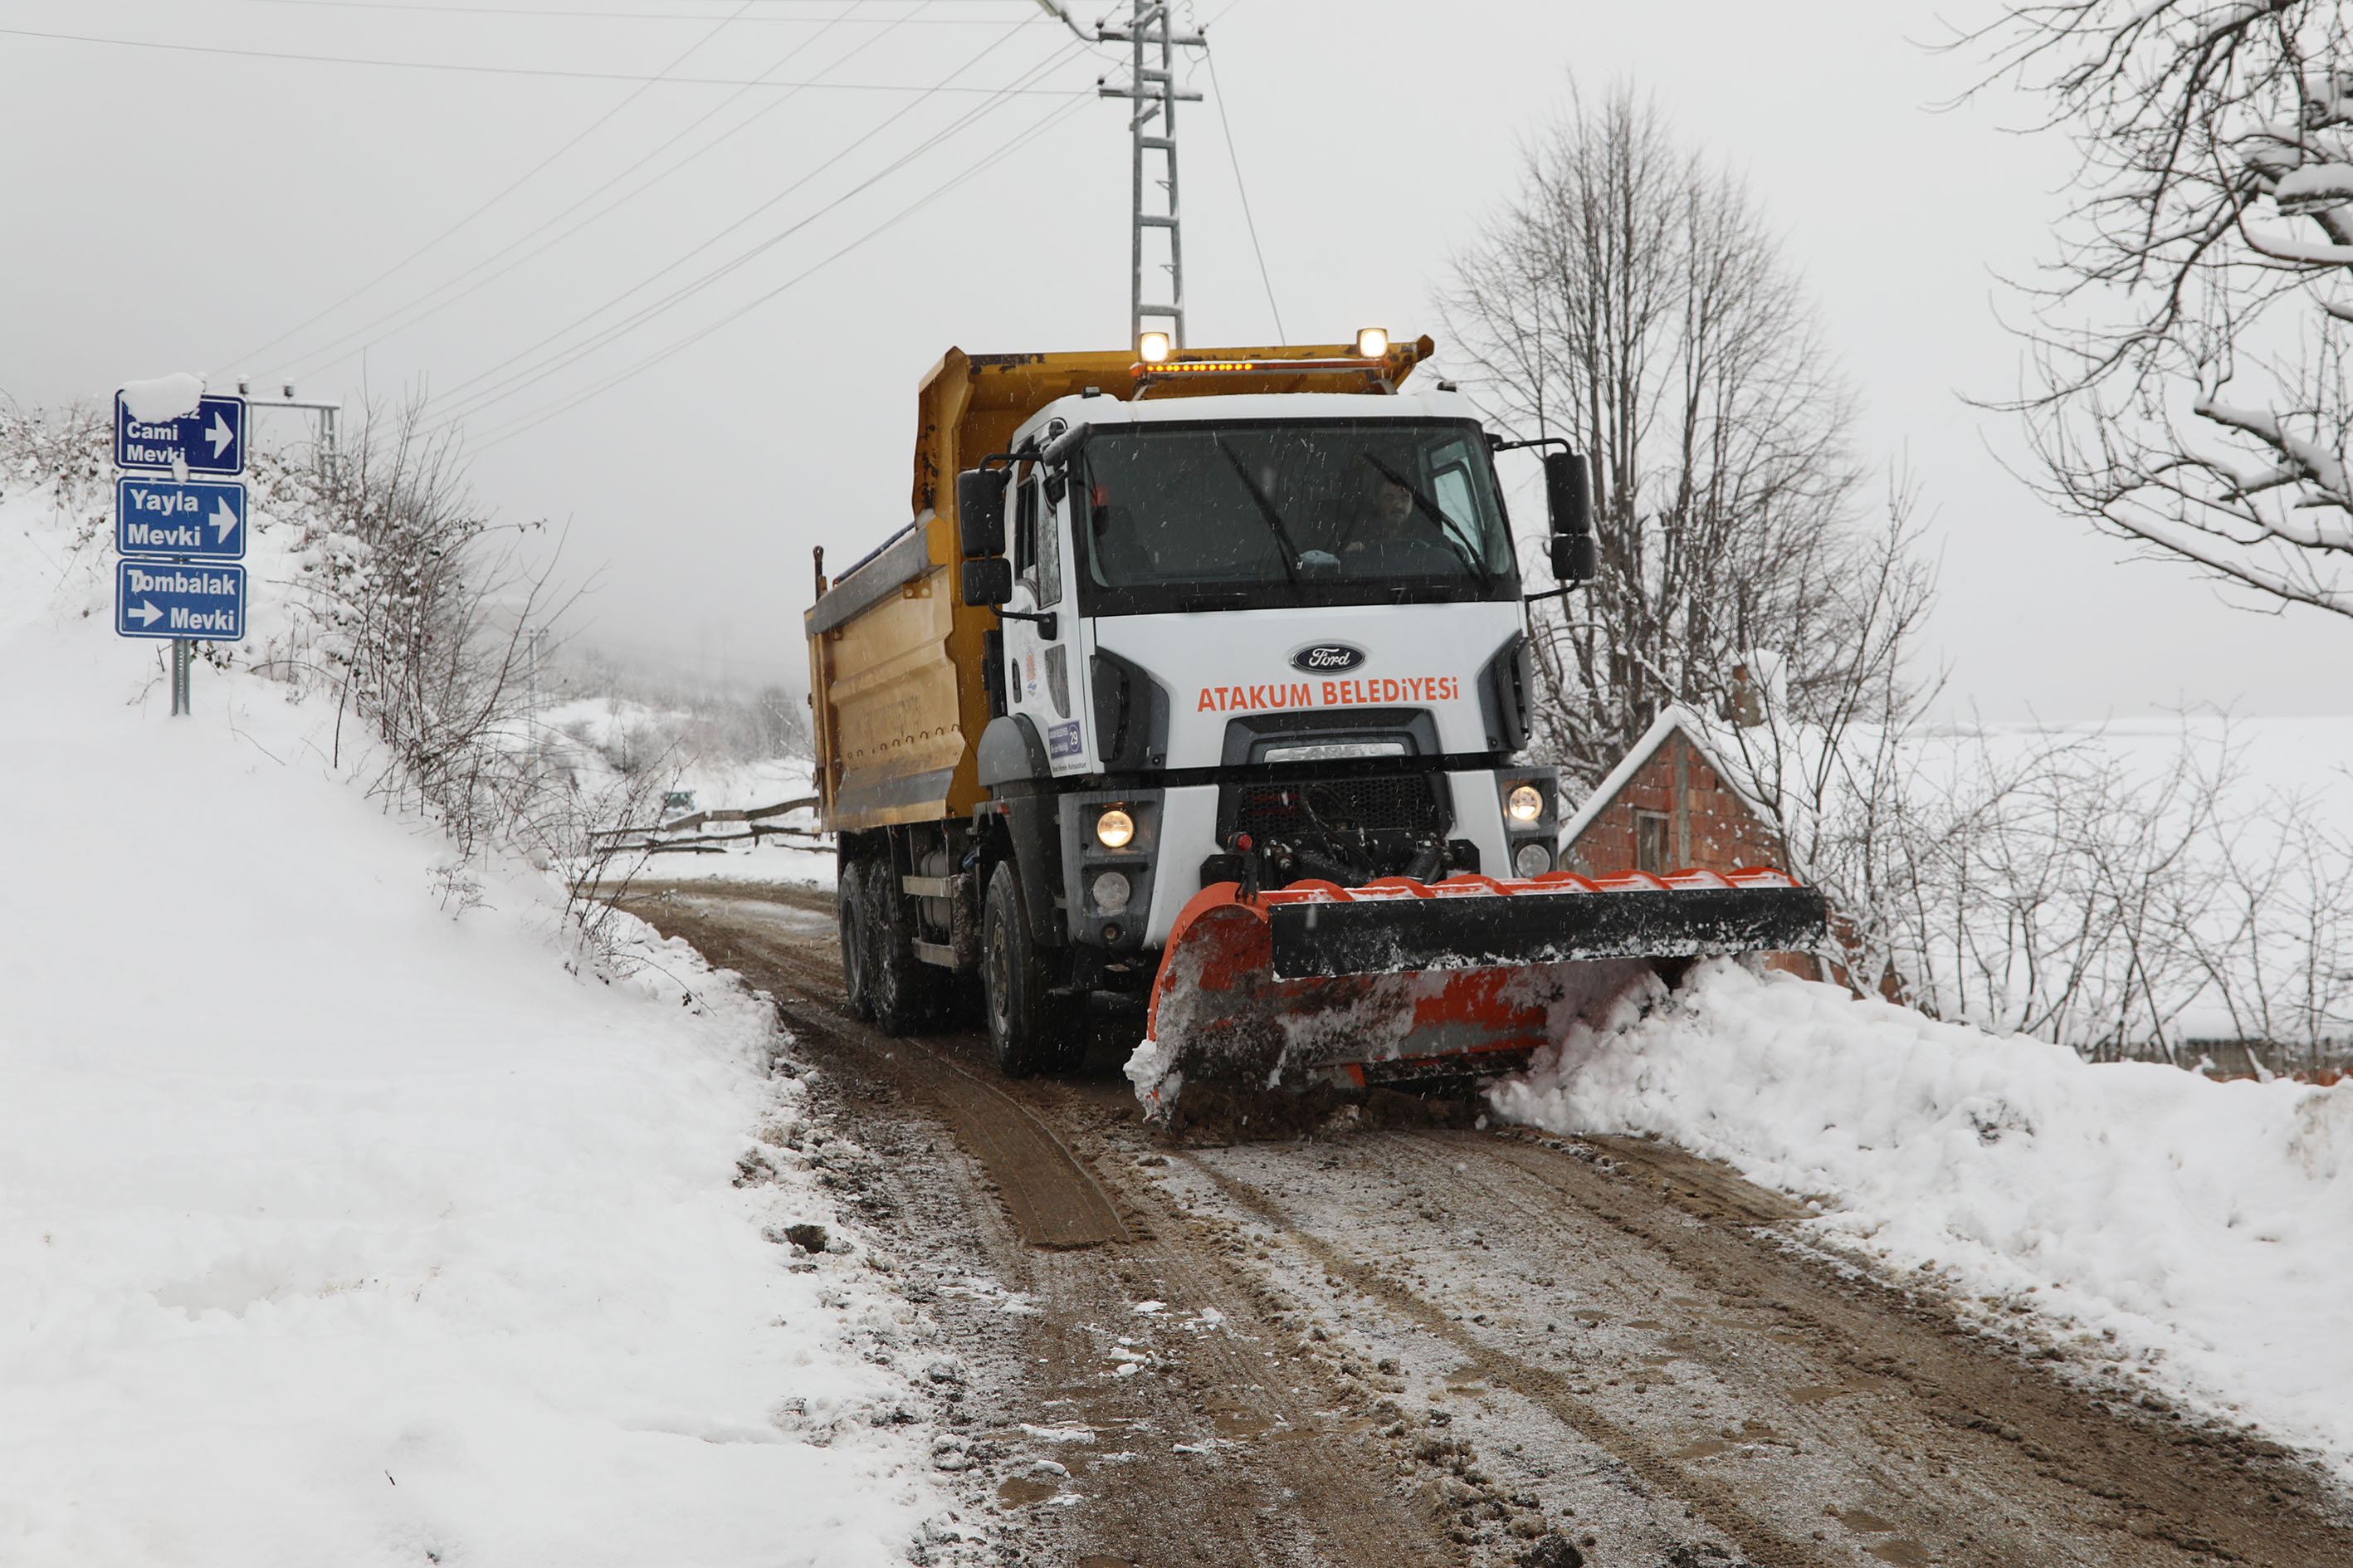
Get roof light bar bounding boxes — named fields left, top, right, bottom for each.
left=1129, top=357, right=1389, bottom=377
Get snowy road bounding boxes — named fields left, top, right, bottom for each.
left=627, top=882, right=2353, bottom=1568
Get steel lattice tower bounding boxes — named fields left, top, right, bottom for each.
left=1094, top=2, right=1204, bottom=348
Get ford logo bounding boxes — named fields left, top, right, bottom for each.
left=1290, top=642, right=1367, bottom=672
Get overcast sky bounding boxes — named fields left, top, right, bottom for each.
left=6, top=0, right=2348, bottom=719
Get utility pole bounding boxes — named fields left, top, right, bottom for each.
left=527, top=626, right=547, bottom=768
left=1042, top=2, right=1205, bottom=349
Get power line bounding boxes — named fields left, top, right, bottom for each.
left=263, top=0, right=901, bottom=380
left=422, top=28, right=1076, bottom=425
left=1203, top=40, right=1282, bottom=342
left=229, top=0, right=764, bottom=370
left=437, top=44, right=1071, bottom=428
left=472, top=91, right=1091, bottom=448
left=424, top=25, right=1063, bottom=419
left=0, top=22, right=1088, bottom=91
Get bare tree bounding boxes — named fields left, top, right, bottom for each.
left=1441, top=85, right=1903, bottom=786
left=1972, top=2, right=2353, bottom=616
left=286, top=398, right=572, bottom=860
left=2194, top=777, right=2353, bottom=1067
left=1706, top=475, right=1941, bottom=997
left=1805, top=706, right=2353, bottom=1068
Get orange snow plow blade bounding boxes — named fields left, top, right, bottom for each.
left=1130, top=868, right=1826, bottom=1117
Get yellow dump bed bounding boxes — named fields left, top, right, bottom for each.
left=804, top=339, right=1434, bottom=832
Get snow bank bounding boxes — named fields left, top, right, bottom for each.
left=0, top=443, right=951, bottom=1562
left=1491, top=961, right=2353, bottom=1473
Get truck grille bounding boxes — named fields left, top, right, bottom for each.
left=1230, top=773, right=1449, bottom=843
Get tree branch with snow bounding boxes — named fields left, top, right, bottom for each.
left=1968, top=0, right=2353, bottom=618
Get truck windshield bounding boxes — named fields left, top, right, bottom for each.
left=1069, top=419, right=1519, bottom=613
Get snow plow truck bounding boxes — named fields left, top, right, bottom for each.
left=806, top=335, right=1827, bottom=1115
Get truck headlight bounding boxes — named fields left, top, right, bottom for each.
left=1095, top=807, right=1135, bottom=848
left=1513, top=843, right=1552, bottom=878
left=1506, top=784, right=1545, bottom=823
left=1091, top=871, right=1132, bottom=912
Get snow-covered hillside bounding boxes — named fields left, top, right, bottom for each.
left=0, top=435, right=958, bottom=1564
left=1493, top=961, right=2353, bottom=1478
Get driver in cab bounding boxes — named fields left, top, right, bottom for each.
left=1342, top=468, right=1457, bottom=574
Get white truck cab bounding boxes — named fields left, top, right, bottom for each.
left=963, top=385, right=1572, bottom=1000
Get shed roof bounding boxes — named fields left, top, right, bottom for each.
left=1557, top=704, right=1771, bottom=847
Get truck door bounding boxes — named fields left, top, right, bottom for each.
left=1005, top=466, right=1087, bottom=773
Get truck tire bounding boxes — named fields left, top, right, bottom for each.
left=867, top=857, right=940, bottom=1036
left=837, top=858, right=876, bottom=1022
left=982, top=862, right=1080, bottom=1077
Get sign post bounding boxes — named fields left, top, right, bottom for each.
left=114, top=388, right=247, bottom=715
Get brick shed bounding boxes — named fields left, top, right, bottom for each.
left=1559, top=708, right=1784, bottom=879
left=1556, top=708, right=1828, bottom=980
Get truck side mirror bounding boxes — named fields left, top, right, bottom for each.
left=962, top=556, right=1014, bottom=608
left=1544, top=451, right=1591, bottom=540
left=1549, top=532, right=1597, bottom=584
left=957, top=468, right=1007, bottom=558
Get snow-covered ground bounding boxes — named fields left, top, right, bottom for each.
left=1492, top=961, right=2353, bottom=1478
left=0, top=446, right=954, bottom=1562
left=532, top=698, right=837, bottom=888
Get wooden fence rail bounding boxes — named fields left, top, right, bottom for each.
left=587, top=794, right=832, bottom=859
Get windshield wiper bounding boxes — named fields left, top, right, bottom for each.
left=1214, top=437, right=1305, bottom=594
left=1356, top=452, right=1495, bottom=592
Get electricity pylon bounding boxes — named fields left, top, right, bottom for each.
left=1040, top=2, right=1206, bottom=349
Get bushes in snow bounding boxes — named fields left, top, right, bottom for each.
left=277, top=399, right=562, bottom=860
left=0, top=396, right=671, bottom=923
left=1716, top=708, right=2353, bottom=1070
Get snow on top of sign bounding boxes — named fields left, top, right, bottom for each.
left=117, top=372, right=207, bottom=423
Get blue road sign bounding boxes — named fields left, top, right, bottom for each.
left=114, top=392, right=245, bottom=475
left=116, top=477, right=247, bottom=561
left=115, top=560, right=245, bottom=641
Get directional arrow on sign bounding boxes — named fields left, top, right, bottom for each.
left=129, top=599, right=162, bottom=628
left=207, top=412, right=235, bottom=457
left=211, top=498, right=240, bottom=543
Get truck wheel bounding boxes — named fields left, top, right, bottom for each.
left=867, top=858, right=940, bottom=1036
left=982, top=862, right=1078, bottom=1077
left=837, top=858, right=876, bottom=1021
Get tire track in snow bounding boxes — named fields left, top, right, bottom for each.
left=1181, top=1149, right=1833, bottom=1568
